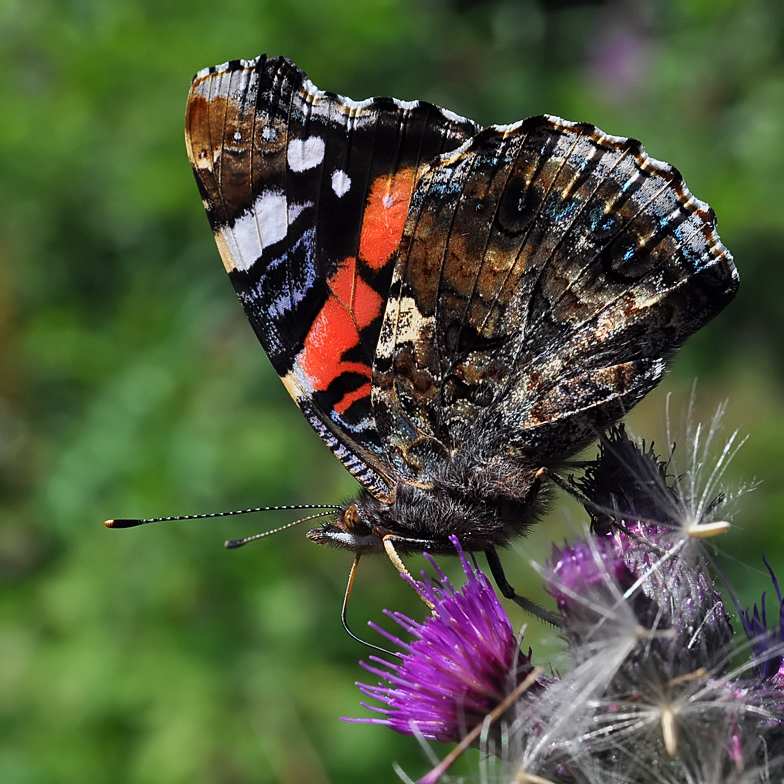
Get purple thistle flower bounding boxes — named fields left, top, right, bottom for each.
left=347, top=536, right=538, bottom=743
left=346, top=413, right=784, bottom=782
left=741, top=556, right=784, bottom=681
left=547, top=536, right=642, bottom=630
left=573, top=423, right=735, bottom=673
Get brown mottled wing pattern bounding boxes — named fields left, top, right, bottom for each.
left=185, top=55, right=479, bottom=496
left=372, top=116, right=738, bottom=480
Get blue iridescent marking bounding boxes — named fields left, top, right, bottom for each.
left=584, top=202, right=608, bottom=233
left=547, top=197, right=579, bottom=223
left=620, top=244, right=637, bottom=263
left=258, top=228, right=317, bottom=317
left=620, top=174, right=641, bottom=194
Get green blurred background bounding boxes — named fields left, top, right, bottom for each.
left=2, top=0, right=784, bottom=781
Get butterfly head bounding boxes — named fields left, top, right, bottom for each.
left=306, top=502, right=388, bottom=553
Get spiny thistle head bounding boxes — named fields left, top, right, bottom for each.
left=347, top=536, right=543, bottom=744
left=573, top=423, right=735, bottom=673
left=350, top=419, right=784, bottom=784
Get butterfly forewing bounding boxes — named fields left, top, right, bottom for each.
left=185, top=55, right=479, bottom=497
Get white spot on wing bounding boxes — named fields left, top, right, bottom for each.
left=331, top=170, right=351, bottom=197
left=287, top=137, right=325, bottom=172
left=220, top=190, right=290, bottom=272
left=255, top=190, right=289, bottom=249
left=380, top=294, right=434, bottom=348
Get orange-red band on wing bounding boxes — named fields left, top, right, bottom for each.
left=358, top=169, right=415, bottom=270
left=298, top=169, right=416, bottom=409
left=333, top=382, right=372, bottom=415
left=299, top=257, right=383, bottom=394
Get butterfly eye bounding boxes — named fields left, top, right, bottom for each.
left=343, top=504, right=370, bottom=535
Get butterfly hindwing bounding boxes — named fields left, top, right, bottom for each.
left=185, top=55, right=479, bottom=495
left=372, top=116, right=737, bottom=480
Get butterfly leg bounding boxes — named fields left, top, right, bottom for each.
left=535, top=466, right=596, bottom=509
left=382, top=535, right=436, bottom=610
left=485, top=547, right=561, bottom=627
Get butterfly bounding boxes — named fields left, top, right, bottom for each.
left=178, top=54, right=737, bottom=619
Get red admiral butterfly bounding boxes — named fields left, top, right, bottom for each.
left=129, top=55, right=739, bottom=619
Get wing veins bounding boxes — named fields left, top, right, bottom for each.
left=522, top=250, right=707, bottom=410
left=430, top=150, right=490, bottom=385
left=469, top=127, right=579, bottom=353
left=409, top=103, right=474, bottom=390
left=499, top=141, right=632, bottom=344
left=485, top=156, right=678, bottom=417
left=434, top=124, right=581, bottom=398
left=525, top=174, right=675, bottom=341
left=385, top=152, right=468, bottom=447
left=433, top=131, right=525, bottom=385
left=378, top=106, right=483, bottom=451
left=211, top=69, right=234, bottom=253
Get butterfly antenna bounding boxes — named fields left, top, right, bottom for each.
left=341, top=554, right=396, bottom=656
left=224, top=510, right=338, bottom=548
left=104, top=504, right=342, bottom=529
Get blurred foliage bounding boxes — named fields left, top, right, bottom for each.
left=1, top=0, right=784, bottom=781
